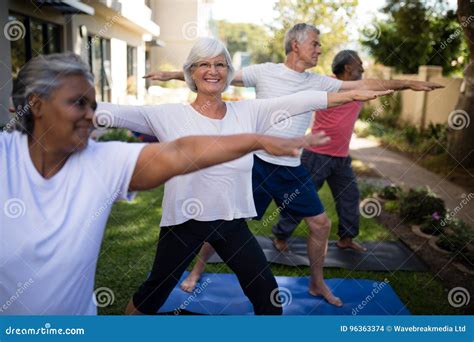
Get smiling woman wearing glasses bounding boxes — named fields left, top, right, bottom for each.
left=97, top=37, right=392, bottom=315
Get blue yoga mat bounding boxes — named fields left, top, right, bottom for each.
left=158, top=272, right=410, bottom=315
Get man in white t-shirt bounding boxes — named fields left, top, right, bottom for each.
left=0, top=52, right=327, bottom=315
left=273, top=50, right=369, bottom=253
left=146, top=23, right=443, bottom=306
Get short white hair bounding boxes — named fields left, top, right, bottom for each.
left=183, top=38, right=235, bottom=93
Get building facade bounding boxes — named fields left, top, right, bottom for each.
left=1, top=0, right=160, bottom=125
left=147, top=0, right=214, bottom=72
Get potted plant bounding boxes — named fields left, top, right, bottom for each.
left=432, top=220, right=474, bottom=274
left=419, top=212, right=446, bottom=236
left=412, top=212, right=445, bottom=239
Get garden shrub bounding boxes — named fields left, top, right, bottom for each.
left=437, top=220, right=474, bottom=265
left=383, top=200, right=399, bottom=213
left=358, top=179, right=382, bottom=199
left=97, top=128, right=141, bottom=143
left=420, top=212, right=446, bottom=235
left=376, top=92, right=402, bottom=127
left=399, top=187, right=446, bottom=224
left=380, top=184, right=402, bottom=200
left=402, top=126, right=419, bottom=145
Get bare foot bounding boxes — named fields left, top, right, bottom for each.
left=125, top=298, right=144, bottom=315
left=272, top=238, right=289, bottom=252
left=309, top=282, right=343, bottom=307
left=180, top=273, right=201, bottom=293
left=336, top=237, right=368, bottom=252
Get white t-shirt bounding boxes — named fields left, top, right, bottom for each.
left=98, top=90, right=328, bottom=227
left=0, top=131, right=144, bottom=315
left=242, top=63, right=342, bottom=166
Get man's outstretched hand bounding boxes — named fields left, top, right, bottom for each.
left=350, top=89, right=395, bottom=101
left=408, top=80, right=444, bottom=91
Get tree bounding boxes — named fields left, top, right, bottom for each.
left=447, top=0, right=474, bottom=167
left=361, top=0, right=468, bottom=75
left=267, top=0, right=358, bottom=74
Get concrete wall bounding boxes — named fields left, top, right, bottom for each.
left=425, top=76, right=463, bottom=125
left=393, top=73, right=423, bottom=127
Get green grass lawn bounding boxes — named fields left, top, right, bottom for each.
left=96, top=185, right=457, bottom=315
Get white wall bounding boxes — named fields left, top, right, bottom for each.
left=110, top=38, right=127, bottom=103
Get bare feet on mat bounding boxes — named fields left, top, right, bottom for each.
left=180, top=272, right=201, bottom=292
left=272, top=238, right=290, bottom=252
left=309, top=281, right=343, bottom=307
left=336, top=237, right=368, bottom=252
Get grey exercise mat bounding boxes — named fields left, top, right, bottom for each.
left=207, top=236, right=428, bottom=271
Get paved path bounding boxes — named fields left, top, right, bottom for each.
left=349, top=135, right=474, bottom=227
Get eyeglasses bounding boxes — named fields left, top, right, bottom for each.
left=193, top=62, right=229, bottom=71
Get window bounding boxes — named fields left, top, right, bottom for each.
left=9, top=12, right=61, bottom=77
left=127, top=45, right=137, bottom=96
left=87, top=36, right=111, bottom=102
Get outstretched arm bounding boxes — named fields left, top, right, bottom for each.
left=230, top=70, right=244, bottom=87
left=251, top=89, right=394, bottom=133
left=95, top=103, right=164, bottom=136
left=142, top=69, right=442, bottom=92
left=129, top=132, right=330, bottom=191
left=143, top=70, right=245, bottom=87
left=339, top=79, right=444, bottom=92
left=143, top=71, right=185, bottom=81
left=327, top=89, right=394, bottom=106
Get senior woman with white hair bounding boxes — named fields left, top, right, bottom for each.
left=97, top=38, right=392, bottom=315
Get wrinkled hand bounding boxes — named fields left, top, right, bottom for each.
left=409, top=81, right=444, bottom=91
left=350, top=89, right=394, bottom=101
left=142, top=71, right=173, bottom=81
left=260, top=131, right=330, bottom=156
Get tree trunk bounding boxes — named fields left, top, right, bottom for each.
left=447, top=0, right=474, bottom=167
